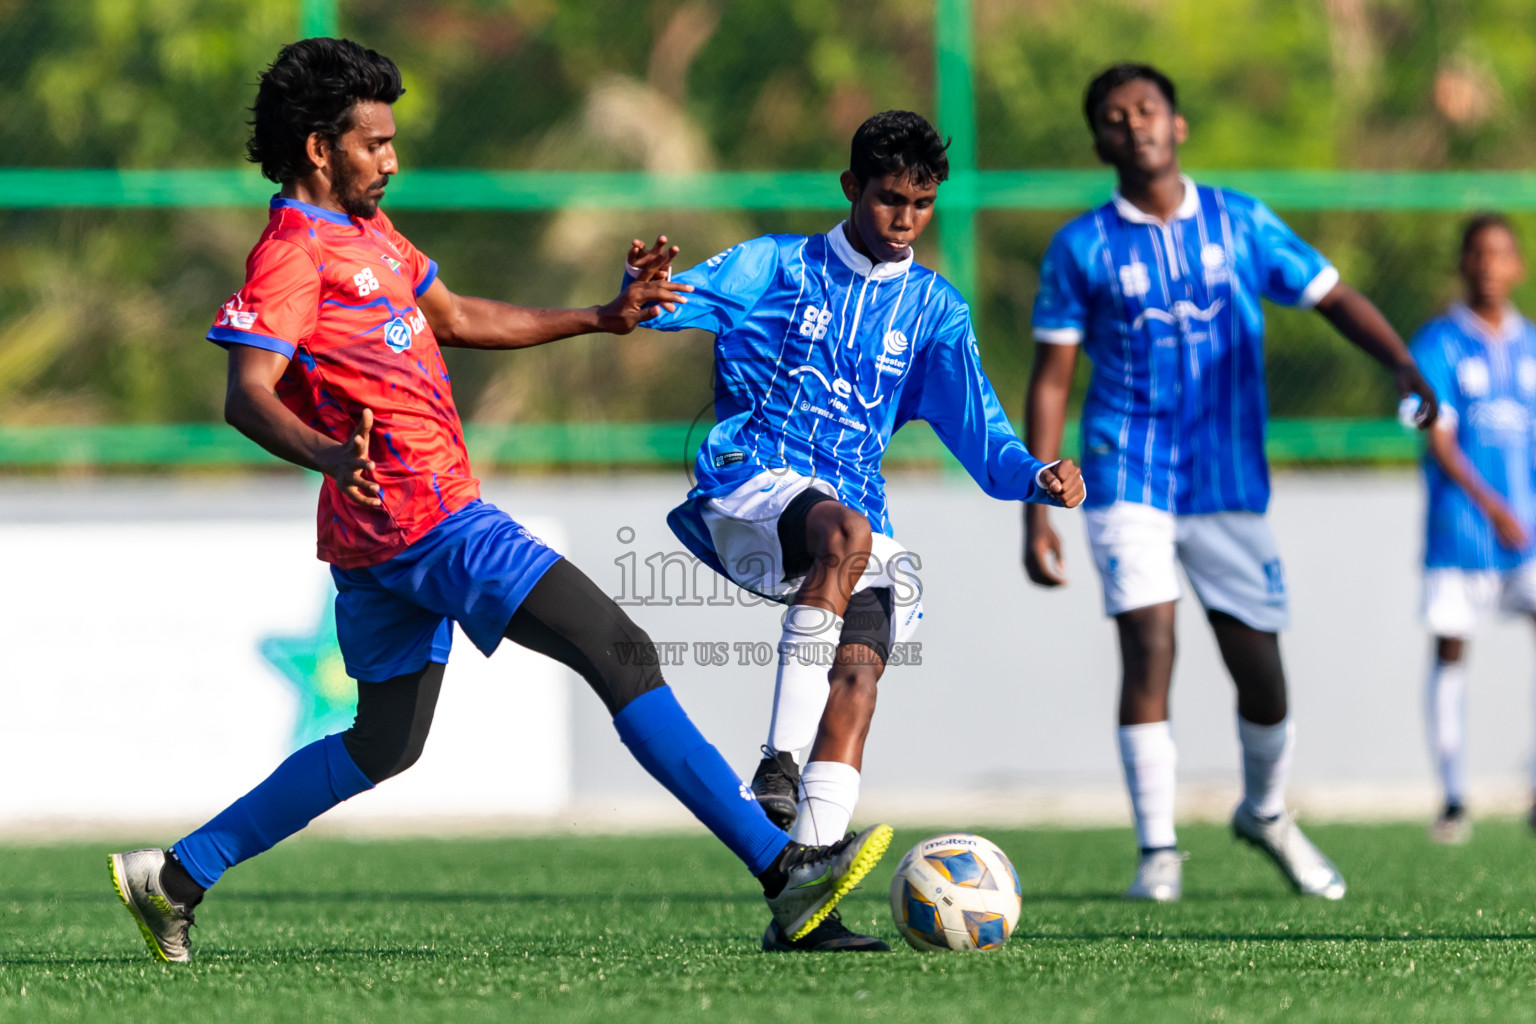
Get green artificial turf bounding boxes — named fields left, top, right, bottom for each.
left=3, top=822, right=1536, bottom=1023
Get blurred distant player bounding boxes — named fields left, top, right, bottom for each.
left=632, top=111, right=1084, bottom=950
left=107, top=37, right=893, bottom=963
left=1024, top=64, right=1438, bottom=901
left=1410, top=214, right=1536, bottom=844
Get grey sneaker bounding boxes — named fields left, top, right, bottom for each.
left=1429, top=806, right=1472, bottom=845
left=108, top=849, right=194, bottom=963
left=764, top=823, right=893, bottom=942
left=1124, top=848, right=1184, bottom=902
left=750, top=747, right=801, bottom=830
left=1231, top=804, right=1346, bottom=900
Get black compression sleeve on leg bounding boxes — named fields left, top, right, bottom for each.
left=839, top=587, right=892, bottom=665
left=777, top=488, right=837, bottom=580
left=341, top=661, right=445, bottom=784
left=503, top=557, right=664, bottom=716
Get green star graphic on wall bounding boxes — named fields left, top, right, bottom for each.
left=260, top=589, right=358, bottom=749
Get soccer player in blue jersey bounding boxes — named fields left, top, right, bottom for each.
left=629, top=110, right=1085, bottom=950
left=1024, top=64, right=1438, bottom=902
left=106, top=37, right=893, bottom=963
left=1411, top=214, right=1536, bottom=844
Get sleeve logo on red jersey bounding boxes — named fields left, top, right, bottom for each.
left=216, top=293, right=258, bottom=330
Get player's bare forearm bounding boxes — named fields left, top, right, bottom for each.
left=419, top=277, right=691, bottom=350
left=430, top=295, right=605, bottom=350
left=223, top=348, right=337, bottom=472
left=224, top=346, right=383, bottom=506
left=1427, top=426, right=1502, bottom=515
left=1315, top=282, right=1438, bottom=426
left=225, top=381, right=336, bottom=473
left=1024, top=342, right=1077, bottom=529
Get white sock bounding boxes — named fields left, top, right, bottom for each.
left=1428, top=659, right=1468, bottom=808
left=789, top=760, right=861, bottom=845
left=1237, top=715, right=1294, bottom=820
left=1118, top=722, right=1178, bottom=850
left=765, top=604, right=840, bottom=757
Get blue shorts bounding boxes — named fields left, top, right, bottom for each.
left=331, top=500, right=564, bottom=682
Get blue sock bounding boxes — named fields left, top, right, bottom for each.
left=613, top=686, right=789, bottom=875
left=173, top=733, right=374, bottom=890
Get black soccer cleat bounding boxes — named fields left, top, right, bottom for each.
left=750, top=746, right=801, bottom=830
left=762, top=909, right=890, bottom=952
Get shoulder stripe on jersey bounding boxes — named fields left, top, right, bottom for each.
left=207, top=326, right=297, bottom=358
left=414, top=259, right=439, bottom=297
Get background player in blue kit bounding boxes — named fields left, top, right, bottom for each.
left=1410, top=214, right=1536, bottom=844
left=1025, top=64, right=1438, bottom=902
left=628, top=111, right=1085, bottom=950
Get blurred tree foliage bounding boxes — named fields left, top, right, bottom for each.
left=3, top=0, right=1536, bottom=427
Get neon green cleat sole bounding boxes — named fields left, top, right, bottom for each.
left=788, top=823, right=893, bottom=942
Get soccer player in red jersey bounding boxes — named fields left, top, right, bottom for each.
left=108, top=38, right=892, bottom=963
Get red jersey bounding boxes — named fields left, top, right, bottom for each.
left=208, top=196, right=480, bottom=568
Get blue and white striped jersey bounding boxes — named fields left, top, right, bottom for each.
left=1413, top=305, right=1536, bottom=571
left=641, top=224, right=1055, bottom=574
left=1031, top=177, right=1338, bottom=515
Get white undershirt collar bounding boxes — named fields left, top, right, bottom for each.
left=827, top=221, right=914, bottom=281
left=1111, top=174, right=1200, bottom=226
left=1451, top=302, right=1525, bottom=346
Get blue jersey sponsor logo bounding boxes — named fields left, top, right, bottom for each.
left=384, top=315, right=412, bottom=353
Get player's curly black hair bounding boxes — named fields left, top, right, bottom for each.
left=849, top=110, right=951, bottom=188
left=1461, top=212, right=1518, bottom=255
left=1083, top=63, right=1177, bottom=129
left=248, top=38, right=405, bottom=184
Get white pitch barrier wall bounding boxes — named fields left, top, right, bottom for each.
left=0, top=470, right=1531, bottom=835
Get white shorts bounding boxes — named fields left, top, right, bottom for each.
left=699, top=468, right=923, bottom=644
left=1422, top=563, right=1536, bottom=638
left=1084, top=502, right=1289, bottom=631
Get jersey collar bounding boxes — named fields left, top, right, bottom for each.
left=827, top=221, right=914, bottom=281
left=1450, top=302, right=1526, bottom=346
left=1110, top=175, right=1200, bottom=226
left=270, top=195, right=356, bottom=226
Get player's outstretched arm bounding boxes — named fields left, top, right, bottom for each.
left=1426, top=423, right=1531, bottom=550
left=419, top=236, right=693, bottom=350
left=224, top=345, right=382, bottom=508
left=1023, top=341, right=1079, bottom=587
left=1314, top=283, right=1438, bottom=429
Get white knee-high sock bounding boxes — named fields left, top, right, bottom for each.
left=1428, top=659, right=1468, bottom=808
left=1237, top=715, right=1294, bottom=820
left=1118, top=722, right=1178, bottom=850
left=765, top=604, right=841, bottom=758
left=789, top=760, right=861, bottom=845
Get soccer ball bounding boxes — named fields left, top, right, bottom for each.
left=888, top=832, right=1022, bottom=951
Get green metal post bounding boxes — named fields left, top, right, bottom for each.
left=299, top=0, right=339, bottom=38
left=935, top=0, right=978, bottom=300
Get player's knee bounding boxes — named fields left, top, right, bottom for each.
left=1123, top=620, right=1175, bottom=669
left=829, top=663, right=880, bottom=711
left=598, top=609, right=665, bottom=716
left=1435, top=636, right=1465, bottom=664
left=817, top=506, right=873, bottom=561
left=342, top=722, right=429, bottom=785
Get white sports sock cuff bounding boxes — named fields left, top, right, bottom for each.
left=783, top=603, right=843, bottom=638
left=1236, top=715, right=1291, bottom=751
left=801, top=759, right=861, bottom=789
left=1118, top=720, right=1175, bottom=756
